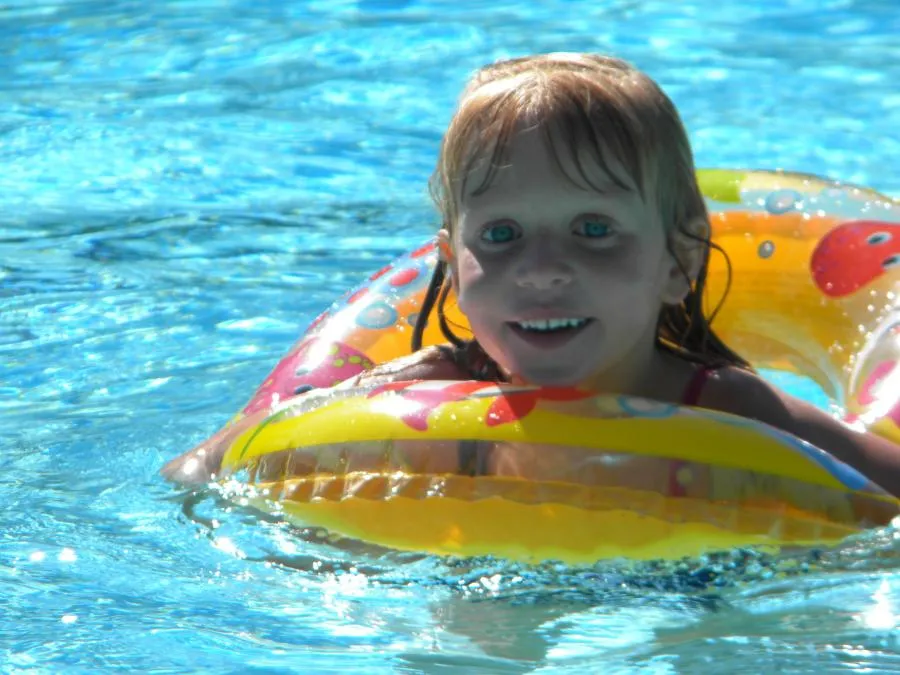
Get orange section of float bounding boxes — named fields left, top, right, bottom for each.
left=264, top=480, right=864, bottom=563
left=194, top=169, right=900, bottom=563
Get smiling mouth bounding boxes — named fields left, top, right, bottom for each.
left=510, top=318, right=592, bottom=333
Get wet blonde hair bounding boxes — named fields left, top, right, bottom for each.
left=412, top=53, right=749, bottom=373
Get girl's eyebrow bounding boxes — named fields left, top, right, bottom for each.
left=463, top=184, right=632, bottom=208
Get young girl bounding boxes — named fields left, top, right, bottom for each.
left=165, top=53, right=900, bottom=497
left=341, top=52, right=900, bottom=496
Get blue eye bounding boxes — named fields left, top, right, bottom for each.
left=481, top=222, right=519, bottom=244
left=575, top=219, right=612, bottom=238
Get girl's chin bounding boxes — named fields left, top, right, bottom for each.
left=500, top=362, right=594, bottom=388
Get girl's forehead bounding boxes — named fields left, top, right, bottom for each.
left=459, top=127, right=639, bottom=202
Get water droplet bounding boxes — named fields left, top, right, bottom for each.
left=757, top=240, right=775, bottom=259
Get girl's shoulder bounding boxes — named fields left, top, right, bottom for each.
left=693, top=365, right=793, bottom=425
left=696, top=364, right=900, bottom=495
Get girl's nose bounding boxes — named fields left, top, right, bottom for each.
left=514, top=241, right=574, bottom=290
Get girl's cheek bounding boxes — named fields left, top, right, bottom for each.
left=456, top=248, right=492, bottom=283
left=579, top=236, right=648, bottom=281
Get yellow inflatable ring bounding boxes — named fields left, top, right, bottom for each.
left=194, top=169, right=900, bottom=564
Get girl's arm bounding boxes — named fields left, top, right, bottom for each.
left=701, top=367, right=900, bottom=497
left=162, top=346, right=465, bottom=483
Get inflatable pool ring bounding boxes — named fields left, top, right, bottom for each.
left=187, top=169, right=900, bottom=564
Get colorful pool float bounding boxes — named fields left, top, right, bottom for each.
left=190, top=169, right=900, bottom=563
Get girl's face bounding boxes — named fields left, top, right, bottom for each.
left=440, top=128, right=689, bottom=388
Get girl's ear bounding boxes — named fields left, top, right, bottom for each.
left=437, top=228, right=459, bottom=292
left=660, top=217, right=709, bottom=304
left=437, top=228, right=453, bottom=262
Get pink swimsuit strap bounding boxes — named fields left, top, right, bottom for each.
left=670, top=365, right=718, bottom=497
left=681, top=365, right=715, bottom=407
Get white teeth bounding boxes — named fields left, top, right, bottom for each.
left=514, top=318, right=588, bottom=332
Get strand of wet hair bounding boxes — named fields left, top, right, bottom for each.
left=660, top=227, right=748, bottom=369
left=436, top=281, right=466, bottom=348
left=412, top=259, right=467, bottom=352
left=411, top=261, right=447, bottom=352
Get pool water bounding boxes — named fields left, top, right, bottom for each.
left=3, top=0, right=900, bottom=672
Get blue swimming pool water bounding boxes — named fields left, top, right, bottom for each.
left=4, top=0, right=900, bottom=672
